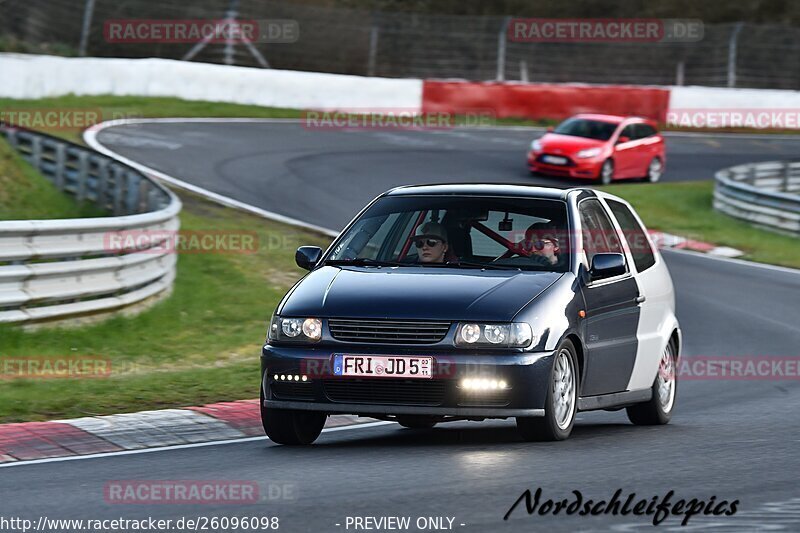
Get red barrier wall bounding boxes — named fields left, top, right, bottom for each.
left=422, top=81, right=671, bottom=122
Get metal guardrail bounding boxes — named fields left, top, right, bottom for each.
left=714, top=160, right=800, bottom=235
left=0, top=126, right=182, bottom=324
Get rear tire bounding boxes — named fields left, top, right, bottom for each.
left=599, top=159, right=614, bottom=185
left=261, top=396, right=326, bottom=445
left=626, top=341, right=677, bottom=425
left=517, top=340, right=578, bottom=441
left=646, top=157, right=663, bottom=183
left=397, top=415, right=438, bottom=429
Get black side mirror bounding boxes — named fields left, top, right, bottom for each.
left=296, top=246, right=322, bottom=271
left=589, top=253, right=626, bottom=281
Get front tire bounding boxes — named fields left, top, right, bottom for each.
left=599, top=159, right=614, bottom=185
left=517, top=340, right=578, bottom=441
left=626, top=341, right=677, bottom=425
left=261, top=399, right=326, bottom=445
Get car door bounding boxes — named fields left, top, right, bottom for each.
left=604, top=197, right=675, bottom=392
left=612, top=123, right=640, bottom=178
left=634, top=123, right=662, bottom=176
left=578, top=198, right=642, bottom=396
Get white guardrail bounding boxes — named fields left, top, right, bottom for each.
left=0, top=126, right=181, bottom=324
left=714, top=160, right=800, bottom=235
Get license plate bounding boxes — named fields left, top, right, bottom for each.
left=333, top=355, right=433, bottom=379
left=542, top=155, right=568, bottom=165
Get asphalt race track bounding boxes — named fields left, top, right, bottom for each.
left=93, top=120, right=800, bottom=231
left=3, top=121, right=798, bottom=532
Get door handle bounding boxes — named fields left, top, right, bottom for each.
left=635, top=295, right=646, bottom=304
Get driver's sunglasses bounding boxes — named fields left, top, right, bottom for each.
left=414, top=238, right=443, bottom=248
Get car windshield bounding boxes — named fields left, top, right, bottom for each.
left=553, top=118, right=618, bottom=141
left=325, top=195, right=571, bottom=272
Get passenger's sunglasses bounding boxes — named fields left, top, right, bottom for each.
left=414, top=238, right=443, bottom=248
left=527, top=239, right=557, bottom=251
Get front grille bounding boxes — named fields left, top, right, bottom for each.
left=323, top=378, right=446, bottom=406
left=271, top=381, right=315, bottom=401
left=328, top=319, right=451, bottom=344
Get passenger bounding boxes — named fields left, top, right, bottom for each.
left=524, top=223, right=561, bottom=267
left=414, top=222, right=449, bottom=263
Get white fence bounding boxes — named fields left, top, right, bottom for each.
left=0, top=54, right=423, bottom=112
left=0, top=126, right=181, bottom=324
left=714, top=160, right=800, bottom=235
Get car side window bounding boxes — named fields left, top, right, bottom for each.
left=578, top=199, right=624, bottom=268
left=606, top=199, right=657, bottom=272
left=619, top=124, right=636, bottom=142
left=635, top=124, right=656, bottom=139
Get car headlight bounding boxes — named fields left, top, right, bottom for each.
left=269, top=316, right=322, bottom=343
left=455, top=323, right=533, bottom=348
left=576, top=147, right=602, bottom=159
left=530, top=140, right=542, bottom=152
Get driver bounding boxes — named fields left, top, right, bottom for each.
left=524, top=223, right=560, bottom=266
left=414, top=222, right=449, bottom=263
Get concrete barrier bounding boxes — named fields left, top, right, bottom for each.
left=0, top=54, right=423, bottom=112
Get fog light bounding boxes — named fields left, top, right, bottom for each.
left=461, top=378, right=509, bottom=391
left=275, top=373, right=311, bottom=383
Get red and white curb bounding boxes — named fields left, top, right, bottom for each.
left=0, top=400, right=370, bottom=464
left=649, top=230, right=743, bottom=258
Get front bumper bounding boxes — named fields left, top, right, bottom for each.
left=527, top=151, right=602, bottom=179
left=261, top=344, right=555, bottom=418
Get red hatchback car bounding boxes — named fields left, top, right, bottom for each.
left=527, top=114, right=666, bottom=184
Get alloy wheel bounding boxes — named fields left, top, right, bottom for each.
left=552, top=349, right=576, bottom=430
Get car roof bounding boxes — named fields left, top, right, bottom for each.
left=384, top=183, right=634, bottom=208
left=570, top=113, right=656, bottom=126
left=571, top=113, right=627, bottom=124
left=384, top=183, right=586, bottom=200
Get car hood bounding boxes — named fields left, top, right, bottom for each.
left=278, top=266, right=563, bottom=322
left=538, top=133, right=607, bottom=154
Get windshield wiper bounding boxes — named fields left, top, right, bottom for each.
left=443, top=260, right=518, bottom=271
left=324, top=258, right=411, bottom=267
